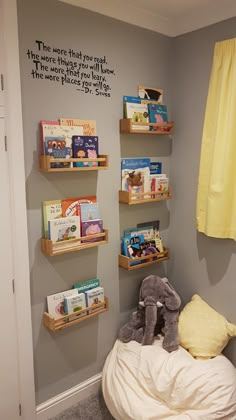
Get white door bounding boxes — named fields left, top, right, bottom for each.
left=0, top=1, right=4, bottom=108
left=0, top=110, right=21, bottom=419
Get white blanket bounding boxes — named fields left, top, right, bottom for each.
left=102, top=338, right=236, bottom=420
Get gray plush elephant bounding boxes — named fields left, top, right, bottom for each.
left=119, top=275, right=181, bottom=352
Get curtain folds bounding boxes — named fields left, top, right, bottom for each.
left=196, top=38, right=236, bottom=240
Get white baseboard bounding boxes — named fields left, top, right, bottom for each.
left=36, top=372, right=102, bottom=420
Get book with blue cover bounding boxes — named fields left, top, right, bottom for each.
left=72, top=135, right=99, bottom=167
left=80, top=202, right=100, bottom=222
left=45, top=136, right=71, bottom=168
left=124, top=226, right=155, bottom=240
left=122, top=234, right=145, bottom=266
left=150, top=161, right=162, bottom=174
left=148, top=104, right=168, bottom=131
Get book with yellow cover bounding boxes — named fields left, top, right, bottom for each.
left=60, top=118, right=97, bottom=136
left=43, top=199, right=62, bottom=239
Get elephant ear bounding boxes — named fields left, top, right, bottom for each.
left=165, top=282, right=181, bottom=310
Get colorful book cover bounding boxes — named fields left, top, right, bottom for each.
left=85, top=286, right=105, bottom=313
left=138, top=86, right=164, bottom=103
left=73, top=278, right=100, bottom=293
left=150, top=175, right=169, bottom=196
left=121, top=158, right=150, bottom=199
left=135, top=221, right=162, bottom=252
left=72, top=136, right=99, bottom=167
left=123, top=96, right=141, bottom=117
left=48, top=216, right=80, bottom=242
left=81, top=219, right=103, bottom=243
left=139, top=239, right=159, bottom=259
left=122, top=234, right=145, bottom=266
left=45, top=136, right=71, bottom=168
left=62, top=196, right=97, bottom=217
left=47, top=288, right=78, bottom=319
left=80, top=202, right=100, bottom=222
left=150, top=161, right=162, bottom=175
left=64, top=293, right=86, bottom=319
left=40, top=120, right=59, bottom=155
left=148, top=104, right=168, bottom=131
left=60, top=118, right=97, bottom=136
left=125, top=102, right=149, bottom=130
left=43, top=199, right=62, bottom=239
left=40, top=122, right=83, bottom=160
left=124, top=226, right=155, bottom=241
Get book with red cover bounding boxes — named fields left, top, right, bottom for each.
left=61, top=196, right=97, bottom=217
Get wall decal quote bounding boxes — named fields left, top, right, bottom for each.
left=26, top=40, right=116, bottom=97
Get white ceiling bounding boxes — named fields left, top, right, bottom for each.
left=60, top=0, right=236, bottom=37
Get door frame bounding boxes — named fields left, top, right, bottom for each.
left=2, top=0, right=36, bottom=418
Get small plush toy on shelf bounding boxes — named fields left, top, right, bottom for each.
left=119, top=275, right=181, bottom=352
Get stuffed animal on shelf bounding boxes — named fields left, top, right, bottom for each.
left=119, top=275, right=181, bottom=352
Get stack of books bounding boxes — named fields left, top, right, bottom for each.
left=46, top=278, right=105, bottom=320
left=123, top=85, right=170, bottom=132
left=40, top=118, right=98, bottom=168
left=43, top=196, right=103, bottom=244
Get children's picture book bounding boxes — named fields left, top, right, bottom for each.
left=125, top=102, right=149, bottom=130
left=122, top=234, right=145, bottom=266
left=72, top=136, right=99, bottom=167
left=40, top=121, right=83, bottom=158
left=138, top=86, right=164, bottom=103
left=123, top=96, right=141, bottom=117
left=123, top=96, right=141, bottom=104
left=150, top=161, right=162, bottom=175
left=60, top=118, right=97, bottom=136
left=81, top=219, right=103, bottom=243
left=45, top=136, right=71, bottom=168
left=137, top=220, right=162, bottom=250
left=73, top=278, right=100, bottom=293
left=124, top=226, right=155, bottom=241
left=64, top=293, right=86, bottom=319
left=150, top=174, right=169, bottom=197
left=48, top=216, right=80, bottom=242
left=80, top=202, right=100, bottom=222
left=148, top=104, right=168, bottom=131
left=62, top=196, right=97, bottom=217
left=47, top=288, right=78, bottom=319
left=43, top=199, right=62, bottom=239
left=85, top=286, right=105, bottom=313
left=121, top=158, right=150, bottom=199
left=155, top=237, right=164, bottom=253
left=139, top=240, right=159, bottom=259
left=40, top=120, right=59, bottom=152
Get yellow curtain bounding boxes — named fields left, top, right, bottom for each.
left=196, top=38, right=236, bottom=240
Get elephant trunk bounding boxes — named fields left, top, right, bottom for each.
left=142, top=297, right=157, bottom=345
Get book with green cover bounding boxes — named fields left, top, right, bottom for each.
left=73, top=278, right=100, bottom=293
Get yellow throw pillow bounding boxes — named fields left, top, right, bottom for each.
left=178, top=294, right=236, bottom=359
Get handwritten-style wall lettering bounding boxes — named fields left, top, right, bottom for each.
left=26, top=40, right=116, bottom=98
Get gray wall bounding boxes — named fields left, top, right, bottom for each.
left=169, top=18, right=236, bottom=364
left=17, top=0, right=173, bottom=404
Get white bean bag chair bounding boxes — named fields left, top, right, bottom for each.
left=102, top=337, right=236, bottom=420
